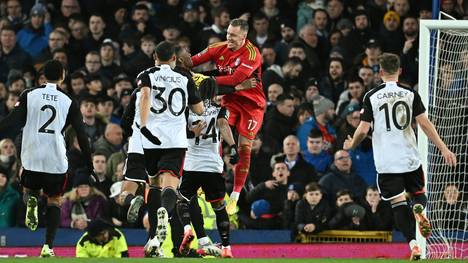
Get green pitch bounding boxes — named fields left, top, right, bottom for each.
left=1, top=258, right=465, bottom=263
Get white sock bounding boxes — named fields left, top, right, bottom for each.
left=230, top=192, right=240, bottom=201
left=409, top=239, right=418, bottom=250
left=198, top=237, right=210, bottom=246
left=184, top=225, right=192, bottom=233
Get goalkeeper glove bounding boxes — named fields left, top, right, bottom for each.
left=229, top=144, right=239, bottom=165
left=141, top=126, right=162, bottom=145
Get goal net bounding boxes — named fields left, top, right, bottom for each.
left=418, top=20, right=468, bottom=259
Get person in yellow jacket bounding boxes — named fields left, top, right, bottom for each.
left=76, top=218, right=129, bottom=258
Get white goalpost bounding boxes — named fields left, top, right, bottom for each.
left=418, top=19, right=468, bottom=259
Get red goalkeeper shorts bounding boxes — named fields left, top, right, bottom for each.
left=225, top=99, right=265, bottom=140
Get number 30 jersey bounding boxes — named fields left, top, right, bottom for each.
left=361, top=81, right=426, bottom=173
left=184, top=103, right=228, bottom=173
left=136, top=65, right=202, bottom=149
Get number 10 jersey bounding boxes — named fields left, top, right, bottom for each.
left=184, top=103, right=228, bottom=173
left=361, top=81, right=426, bottom=173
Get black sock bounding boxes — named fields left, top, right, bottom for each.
left=170, top=211, right=183, bottom=251
left=392, top=200, right=416, bottom=242
left=214, top=205, right=230, bottom=247
left=124, top=193, right=135, bottom=206
left=176, top=199, right=192, bottom=229
left=45, top=205, right=61, bottom=248
left=161, top=187, right=178, bottom=214
left=412, top=194, right=428, bottom=209
left=189, top=197, right=207, bottom=238
left=147, top=187, right=161, bottom=239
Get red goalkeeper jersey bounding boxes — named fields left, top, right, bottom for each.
left=192, top=40, right=266, bottom=108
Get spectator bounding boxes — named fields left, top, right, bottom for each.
left=297, top=0, right=325, bottom=31
left=93, top=123, right=123, bottom=159
left=82, top=51, right=102, bottom=76
left=288, top=41, right=314, bottom=81
left=0, top=26, right=32, bottom=79
left=262, top=57, right=303, bottom=93
left=123, top=34, right=155, bottom=78
left=261, top=44, right=277, bottom=71
left=304, top=77, right=322, bottom=103
left=92, top=152, right=112, bottom=197
left=434, top=184, right=468, bottom=231
left=358, top=65, right=376, bottom=91
left=336, top=75, right=365, bottom=116
left=313, top=8, right=330, bottom=38
left=328, top=189, right=367, bottom=230
left=297, top=97, right=336, bottom=153
left=297, top=24, right=323, bottom=75
left=97, top=95, right=119, bottom=125
left=34, top=30, right=68, bottom=67
left=266, top=83, right=284, bottom=108
left=400, top=16, right=419, bottom=87
left=77, top=96, right=106, bottom=145
left=327, top=0, right=345, bottom=31
left=52, top=48, right=69, bottom=72
left=355, top=38, right=383, bottom=75
left=247, top=135, right=273, bottom=186
left=243, top=160, right=291, bottom=229
left=274, top=20, right=296, bottom=64
left=99, top=39, right=123, bottom=82
left=5, top=0, right=26, bottom=31
left=70, top=71, right=86, bottom=99
left=272, top=135, right=318, bottom=186
left=0, top=167, right=20, bottom=227
left=84, top=14, right=108, bottom=53
left=83, top=74, right=104, bottom=99
left=379, top=11, right=404, bottom=54
left=200, top=7, right=230, bottom=46
left=319, top=57, right=346, bottom=104
left=76, top=218, right=129, bottom=257
left=16, top=3, right=52, bottom=59
left=303, top=129, right=333, bottom=176
left=393, top=0, right=411, bottom=18
left=294, top=182, right=332, bottom=235
left=178, top=2, right=205, bottom=53
left=336, top=104, right=377, bottom=186
left=283, top=183, right=304, bottom=229
left=61, top=170, right=107, bottom=230
left=262, top=94, right=296, bottom=154
left=296, top=103, right=313, bottom=127
left=68, top=19, right=89, bottom=72
left=0, top=138, right=20, bottom=186
left=319, top=150, right=367, bottom=203
left=362, top=186, right=393, bottom=231
left=111, top=74, right=133, bottom=101
left=119, top=4, right=161, bottom=43
left=57, top=0, right=81, bottom=26
left=248, top=12, right=275, bottom=49
left=339, top=10, right=376, bottom=65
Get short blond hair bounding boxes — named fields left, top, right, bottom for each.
left=378, top=53, right=400, bottom=75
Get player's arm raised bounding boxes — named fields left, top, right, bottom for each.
left=415, top=113, right=457, bottom=167
left=191, top=44, right=218, bottom=67
left=343, top=121, right=371, bottom=150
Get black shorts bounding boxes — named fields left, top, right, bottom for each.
left=179, top=170, right=226, bottom=202
left=377, top=166, right=425, bottom=201
left=143, top=148, right=186, bottom=178
left=20, top=169, right=67, bottom=197
left=123, top=153, right=148, bottom=183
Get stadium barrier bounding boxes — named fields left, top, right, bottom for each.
left=296, top=230, right=393, bottom=243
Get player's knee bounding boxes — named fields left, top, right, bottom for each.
left=148, top=177, right=160, bottom=187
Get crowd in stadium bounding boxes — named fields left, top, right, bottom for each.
left=1, top=0, right=467, bottom=242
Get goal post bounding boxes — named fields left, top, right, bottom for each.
left=418, top=19, right=468, bottom=259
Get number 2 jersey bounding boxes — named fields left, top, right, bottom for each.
left=184, top=102, right=227, bottom=173
left=0, top=83, right=92, bottom=174
left=136, top=64, right=201, bottom=149
left=360, top=81, right=426, bottom=173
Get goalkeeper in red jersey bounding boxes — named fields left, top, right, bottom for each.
left=192, top=18, right=266, bottom=214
